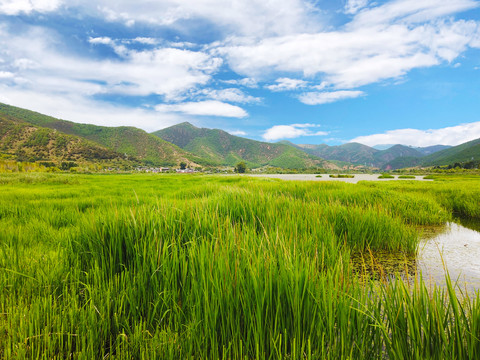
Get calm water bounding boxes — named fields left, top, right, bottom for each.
left=418, top=222, right=480, bottom=290
left=243, top=174, right=432, bottom=183
left=353, top=221, right=480, bottom=292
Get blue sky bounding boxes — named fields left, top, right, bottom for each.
left=0, top=0, right=479, bottom=147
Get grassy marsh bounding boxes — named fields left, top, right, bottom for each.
left=329, top=174, right=355, bottom=178
left=1, top=173, right=479, bottom=359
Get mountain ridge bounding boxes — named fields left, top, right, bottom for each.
left=1, top=102, right=478, bottom=170
left=0, top=103, right=205, bottom=167
left=0, top=114, right=127, bottom=164
left=152, top=122, right=337, bottom=169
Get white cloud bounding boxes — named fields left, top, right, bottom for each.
left=0, top=71, right=14, bottom=78
left=350, top=0, right=478, bottom=28
left=298, top=90, right=364, bottom=105
left=345, top=0, right=369, bottom=15
left=88, top=37, right=113, bottom=45
left=350, top=122, right=480, bottom=147
left=0, top=0, right=62, bottom=15
left=0, top=26, right=222, bottom=102
left=223, top=78, right=258, bottom=88
left=155, top=100, right=247, bottom=118
left=132, top=37, right=157, bottom=45
left=219, top=1, right=480, bottom=89
left=228, top=130, right=247, bottom=136
left=196, top=88, right=260, bottom=103
left=311, top=81, right=328, bottom=90
left=85, top=38, right=222, bottom=98
left=70, top=0, right=321, bottom=38
left=266, top=78, right=308, bottom=91
left=263, top=123, right=328, bottom=141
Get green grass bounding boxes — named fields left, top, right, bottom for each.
left=1, top=173, right=479, bottom=359
left=329, top=174, right=355, bottom=178
left=398, top=175, right=416, bottom=179
left=378, top=173, right=395, bottom=179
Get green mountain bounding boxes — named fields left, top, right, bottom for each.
left=4, top=102, right=473, bottom=171
left=0, top=115, right=124, bottom=164
left=379, top=141, right=480, bottom=169
left=296, top=142, right=378, bottom=166
left=382, top=156, right=423, bottom=170
left=374, top=145, right=423, bottom=167
left=421, top=138, right=480, bottom=166
left=295, top=142, right=431, bottom=169
left=0, top=103, right=204, bottom=167
left=153, top=122, right=336, bottom=169
left=415, top=145, right=451, bottom=156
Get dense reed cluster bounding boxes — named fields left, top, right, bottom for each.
left=0, top=173, right=479, bottom=359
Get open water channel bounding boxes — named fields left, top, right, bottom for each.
left=354, top=221, right=480, bottom=292
left=244, top=173, right=432, bottom=183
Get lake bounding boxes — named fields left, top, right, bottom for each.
left=243, top=173, right=432, bottom=183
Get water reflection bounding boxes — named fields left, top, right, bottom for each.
left=352, top=221, right=480, bottom=292
left=418, top=222, right=480, bottom=291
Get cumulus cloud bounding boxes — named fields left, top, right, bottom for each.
left=266, top=78, right=308, bottom=92
left=0, top=0, right=62, bottom=15
left=196, top=88, right=260, bottom=103
left=0, top=71, right=14, bottom=78
left=88, top=37, right=113, bottom=45
left=155, top=100, right=247, bottom=118
left=0, top=26, right=222, bottom=101
left=132, top=37, right=157, bottom=45
left=219, top=1, right=480, bottom=89
left=223, top=78, right=258, bottom=88
left=69, top=0, right=320, bottom=37
left=350, top=122, right=480, bottom=147
left=298, top=90, right=364, bottom=105
left=263, top=123, right=328, bottom=141
left=86, top=38, right=222, bottom=98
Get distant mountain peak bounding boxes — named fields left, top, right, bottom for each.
left=176, top=121, right=196, bottom=127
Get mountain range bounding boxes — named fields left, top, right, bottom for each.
left=0, top=103, right=206, bottom=167
left=281, top=141, right=454, bottom=169
left=0, top=103, right=334, bottom=169
left=153, top=122, right=335, bottom=169
left=1, top=102, right=479, bottom=171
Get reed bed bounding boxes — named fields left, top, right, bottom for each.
left=0, top=173, right=479, bottom=359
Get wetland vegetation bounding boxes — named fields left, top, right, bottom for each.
left=328, top=174, right=355, bottom=178
left=1, top=173, right=480, bottom=359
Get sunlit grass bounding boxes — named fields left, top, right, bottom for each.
left=0, top=173, right=479, bottom=358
